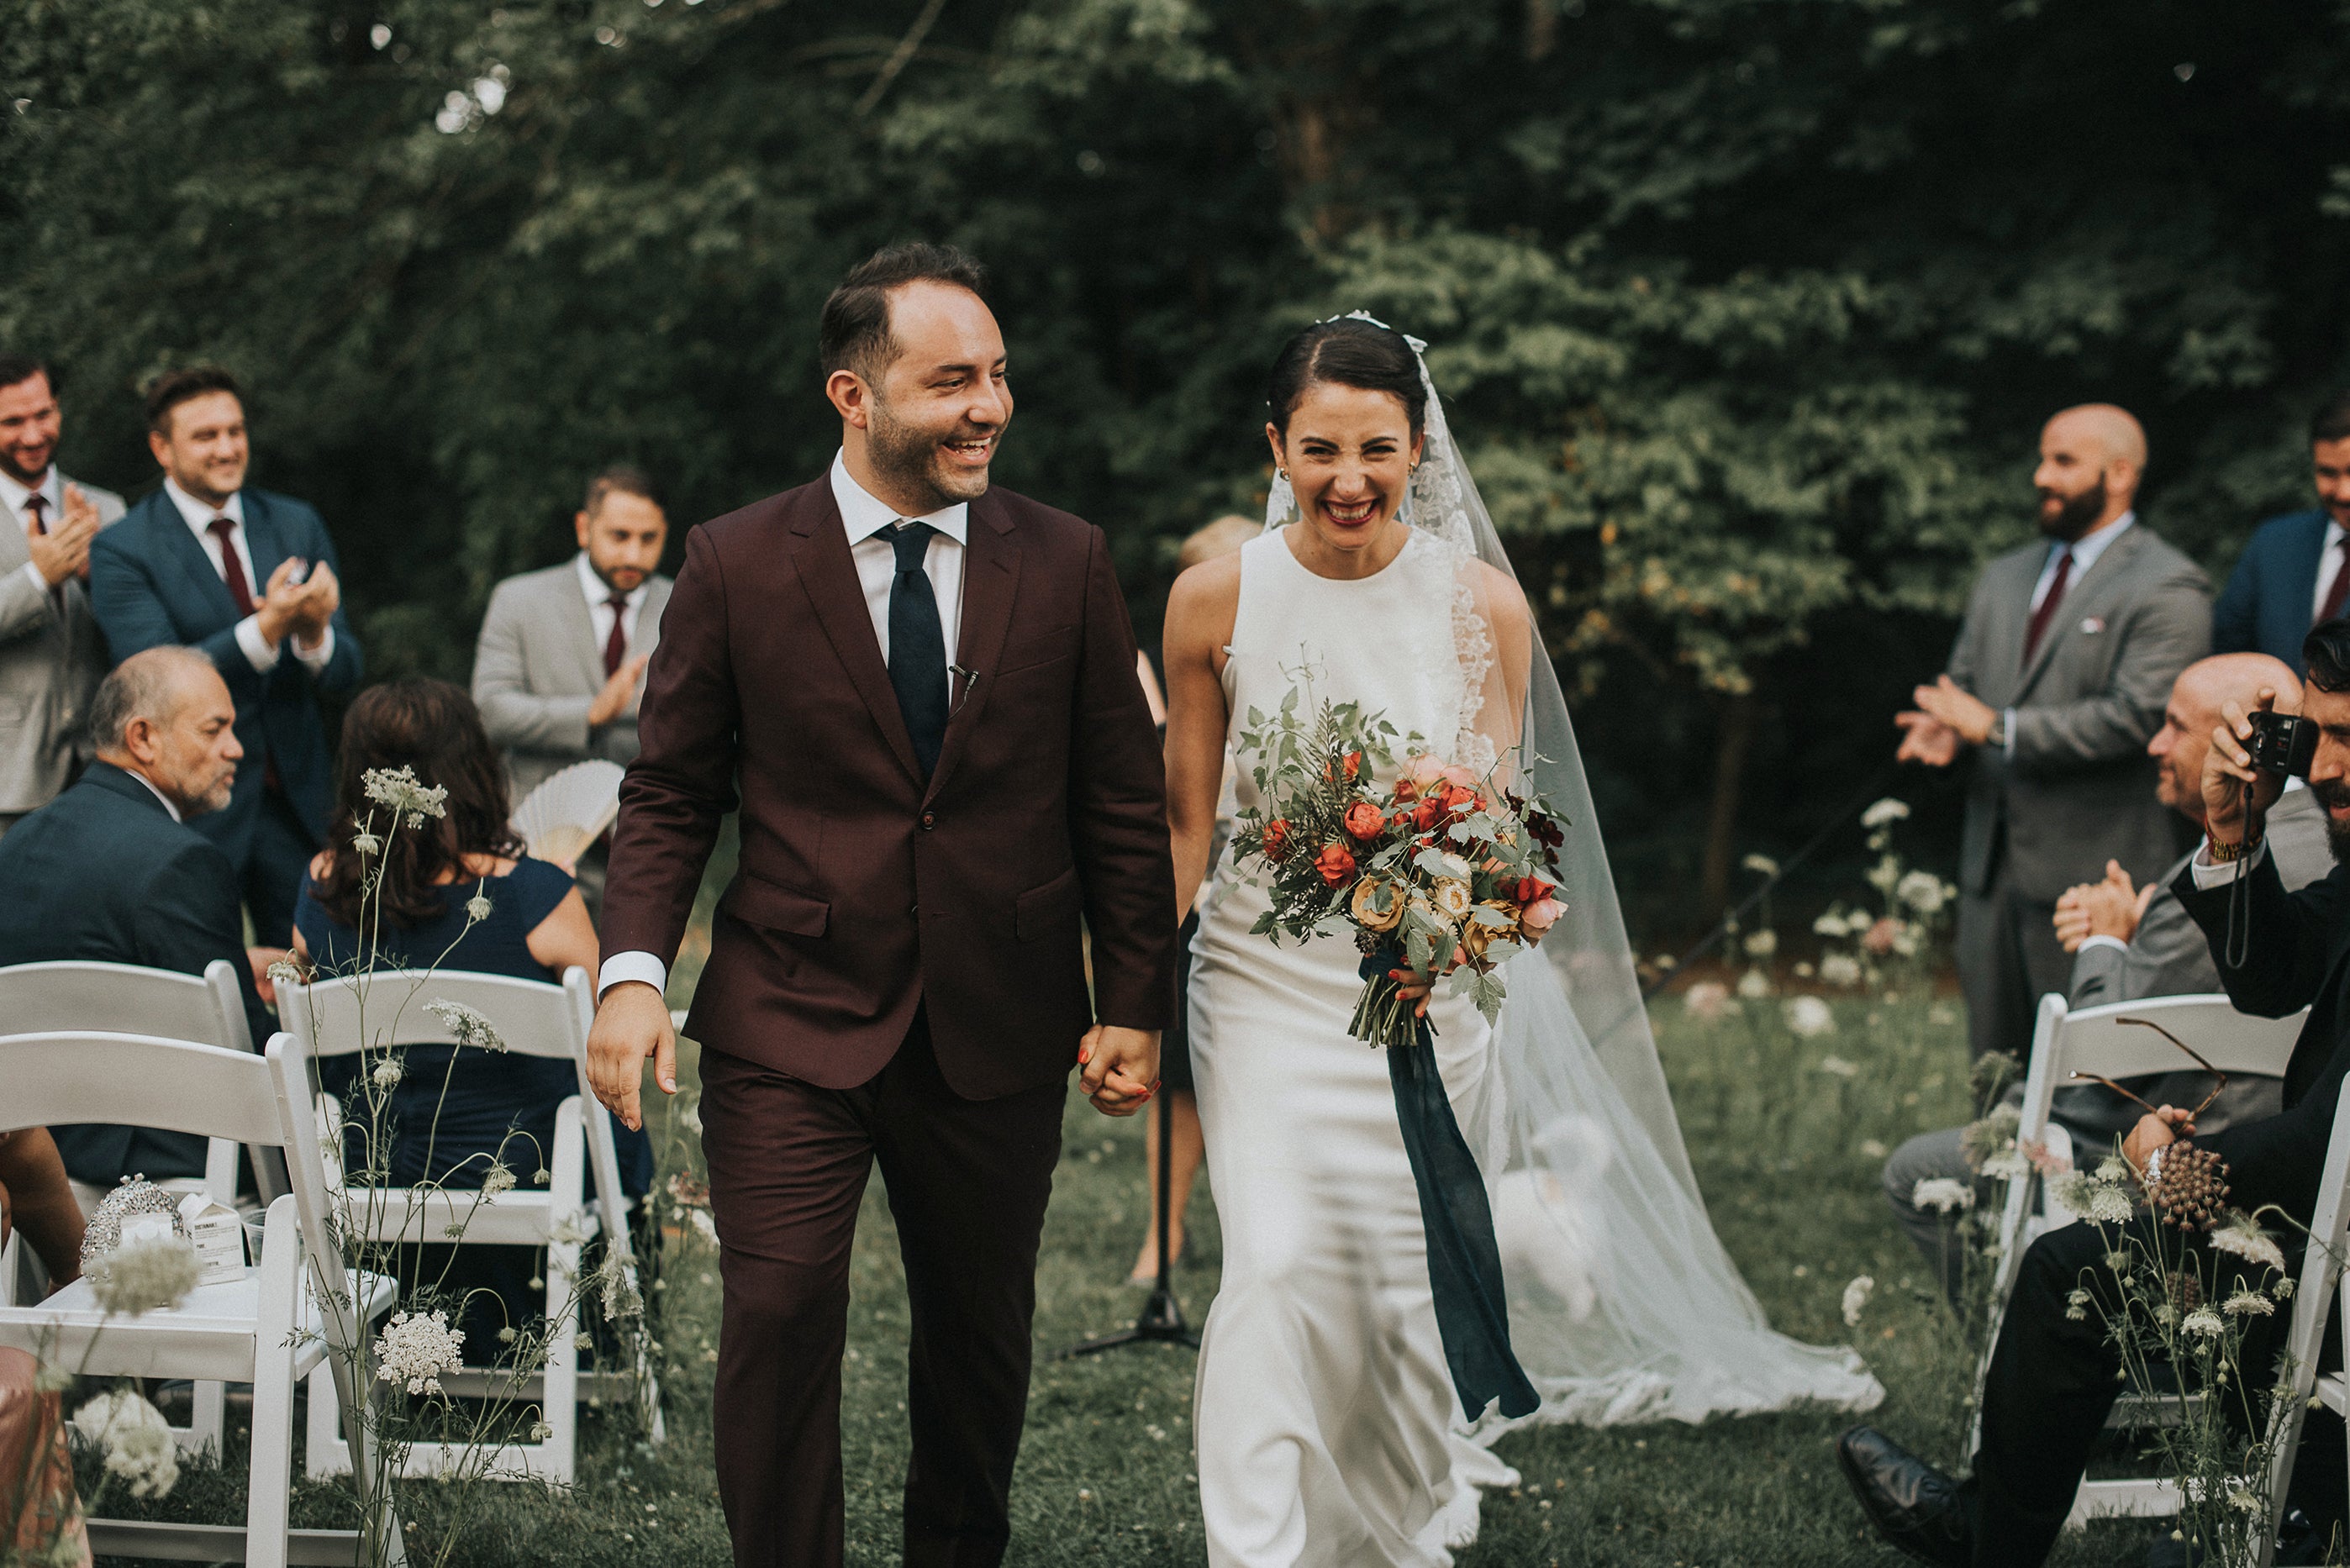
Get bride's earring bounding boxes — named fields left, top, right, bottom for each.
left=1277, top=466, right=1288, bottom=481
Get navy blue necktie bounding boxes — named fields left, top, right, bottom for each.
left=888, top=522, right=949, bottom=776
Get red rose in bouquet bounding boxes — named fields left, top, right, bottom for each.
left=1315, top=842, right=1357, bottom=887
left=1343, top=801, right=1387, bottom=844
left=1262, top=819, right=1290, bottom=860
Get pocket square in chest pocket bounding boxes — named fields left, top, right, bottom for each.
left=997, top=625, right=1079, bottom=675
left=2079, top=616, right=2105, bottom=635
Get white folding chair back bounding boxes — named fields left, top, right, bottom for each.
left=278, top=966, right=657, bottom=1485
left=1969, top=992, right=2307, bottom=1524
left=2257, top=1077, right=2350, bottom=1568
left=0, top=1031, right=403, bottom=1567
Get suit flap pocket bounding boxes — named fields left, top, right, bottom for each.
left=723, top=873, right=830, bottom=938
left=1014, top=866, right=1083, bottom=940
left=998, top=626, right=1079, bottom=675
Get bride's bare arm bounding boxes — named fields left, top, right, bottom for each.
left=1162, top=553, right=1242, bottom=924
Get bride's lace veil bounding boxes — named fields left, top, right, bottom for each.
left=1262, top=314, right=1880, bottom=1427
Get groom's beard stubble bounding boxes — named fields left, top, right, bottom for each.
left=2311, top=776, right=2350, bottom=863
left=867, top=389, right=998, bottom=511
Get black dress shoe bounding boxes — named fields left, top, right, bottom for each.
left=1836, top=1426, right=1973, bottom=1568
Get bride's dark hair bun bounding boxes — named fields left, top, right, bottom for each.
left=1267, top=317, right=1426, bottom=437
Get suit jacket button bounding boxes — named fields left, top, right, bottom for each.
left=920, top=813, right=935, bottom=830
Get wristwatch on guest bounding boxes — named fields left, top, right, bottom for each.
left=1984, top=713, right=2007, bottom=750
left=2209, top=830, right=2262, bottom=863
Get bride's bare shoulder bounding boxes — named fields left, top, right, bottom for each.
left=1164, top=551, right=1245, bottom=647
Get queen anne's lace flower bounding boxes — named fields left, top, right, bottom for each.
left=1735, top=969, right=1771, bottom=1001
left=482, top=1161, right=516, bottom=1197
left=1912, top=1178, right=1973, bottom=1214
left=372, top=1057, right=403, bottom=1089
left=2210, top=1211, right=2287, bottom=1274
left=352, top=829, right=382, bottom=857
left=2223, top=1289, right=2275, bottom=1317
left=1784, top=997, right=1835, bottom=1039
left=466, top=888, right=493, bottom=922
left=71, top=1390, right=179, bottom=1498
left=91, top=1234, right=201, bottom=1316
left=690, top=1209, right=719, bottom=1246
left=1895, top=870, right=1947, bottom=915
left=377, top=1310, right=464, bottom=1396
left=2180, top=1308, right=2226, bottom=1339
left=1862, top=798, right=1911, bottom=829
left=1841, top=1275, right=1874, bottom=1328
left=362, top=765, right=448, bottom=828
left=598, top=1249, right=645, bottom=1325
left=425, top=997, right=508, bottom=1053
left=1683, top=981, right=1735, bottom=1022
left=2065, top=1287, right=2092, bottom=1322
left=1819, top=952, right=1863, bottom=988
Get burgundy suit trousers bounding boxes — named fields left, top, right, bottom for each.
left=698, top=1013, right=1065, bottom=1568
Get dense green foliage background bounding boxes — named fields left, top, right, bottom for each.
left=6, top=0, right=2347, bottom=929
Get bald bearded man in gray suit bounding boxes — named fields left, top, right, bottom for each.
left=1897, top=404, right=2212, bottom=1062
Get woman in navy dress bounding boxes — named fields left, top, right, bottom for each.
left=290, top=678, right=652, bottom=1351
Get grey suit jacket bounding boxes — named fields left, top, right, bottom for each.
left=472, top=560, right=672, bottom=799
left=2052, top=785, right=2332, bottom=1141
left=0, top=475, right=124, bottom=814
left=1947, top=523, right=2211, bottom=904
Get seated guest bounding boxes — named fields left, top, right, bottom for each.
left=1842, top=620, right=2350, bottom=1567
left=0, top=647, right=276, bottom=1194
left=1881, top=653, right=2331, bottom=1297
left=2213, top=392, right=2350, bottom=674
left=290, top=679, right=651, bottom=1350
left=0, top=1127, right=89, bottom=1566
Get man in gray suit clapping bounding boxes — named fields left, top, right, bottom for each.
left=0, top=355, right=124, bottom=835
left=1896, top=404, right=2211, bottom=1062
left=472, top=465, right=672, bottom=913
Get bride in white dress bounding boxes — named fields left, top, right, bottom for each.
left=1159, top=316, right=1883, bottom=1568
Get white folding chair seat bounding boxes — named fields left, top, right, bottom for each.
left=1968, top=992, right=2307, bottom=1526
left=281, top=966, right=660, bottom=1486
left=0, top=1031, right=403, bottom=1567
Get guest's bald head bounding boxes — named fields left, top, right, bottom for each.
left=2034, top=403, right=2146, bottom=542
left=2149, top=652, right=2300, bottom=818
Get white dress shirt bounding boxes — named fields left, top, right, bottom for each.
left=2314, top=521, right=2347, bottom=625
left=161, top=477, right=336, bottom=676
left=125, top=766, right=183, bottom=823
left=0, top=466, right=62, bottom=596
left=2003, top=511, right=2136, bottom=755
left=596, top=450, right=969, bottom=1000
left=577, top=552, right=650, bottom=666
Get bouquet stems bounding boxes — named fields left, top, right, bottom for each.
left=1349, top=949, right=1423, bottom=1050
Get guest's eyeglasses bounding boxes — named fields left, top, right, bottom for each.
left=2066, top=1015, right=2229, bottom=1121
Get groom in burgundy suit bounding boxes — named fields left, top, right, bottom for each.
left=587, top=244, right=1177, bottom=1568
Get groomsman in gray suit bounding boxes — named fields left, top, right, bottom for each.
left=0, top=355, right=124, bottom=834
left=1896, top=404, right=2211, bottom=1062
left=472, top=465, right=672, bottom=912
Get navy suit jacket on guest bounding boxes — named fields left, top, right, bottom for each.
left=2213, top=508, right=2332, bottom=673
left=88, top=488, right=362, bottom=862
left=0, top=761, right=272, bottom=1186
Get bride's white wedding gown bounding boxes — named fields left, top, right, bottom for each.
left=1188, top=526, right=1880, bottom=1568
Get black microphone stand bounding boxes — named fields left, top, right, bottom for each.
left=1060, top=1080, right=1199, bottom=1356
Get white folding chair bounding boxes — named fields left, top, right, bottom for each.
left=281, top=966, right=660, bottom=1485
left=0, top=1031, right=403, bottom=1567
left=1968, top=992, right=2307, bottom=1524
left=0, top=957, right=284, bottom=1461
left=2255, top=1076, right=2350, bottom=1566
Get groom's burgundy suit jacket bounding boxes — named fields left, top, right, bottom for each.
left=601, top=474, right=1177, bottom=1099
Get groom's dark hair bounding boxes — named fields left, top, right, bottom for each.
left=819, top=243, right=992, bottom=385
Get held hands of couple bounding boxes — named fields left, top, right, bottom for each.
left=26, top=485, right=102, bottom=588
left=2202, top=686, right=2288, bottom=855
left=2052, top=860, right=2157, bottom=953
left=587, top=980, right=679, bottom=1134
left=1078, top=1023, right=1159, bottom=1118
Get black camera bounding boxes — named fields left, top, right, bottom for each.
left=2247, top=709, right=2319, bottom=777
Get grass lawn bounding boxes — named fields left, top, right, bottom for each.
left=91, top=953, right=2198, bottom=1567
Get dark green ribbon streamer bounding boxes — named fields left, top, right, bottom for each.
left=1362, top=948, right=1541, bottom=1422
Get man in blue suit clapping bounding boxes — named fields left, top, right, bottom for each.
left=90, top=367, right=361, bottom=946
left=2212, top=391, right=2350, bottom=676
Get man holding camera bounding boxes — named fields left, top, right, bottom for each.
left=1898, top=404, right=2211, bottom=1063
left=1842, top=620, right=2350, bottom=1566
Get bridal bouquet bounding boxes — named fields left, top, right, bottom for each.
left=1229, top=692, right=1569, bottom=1049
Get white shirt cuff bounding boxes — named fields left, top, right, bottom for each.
left=2077, top=934, right=2131, bottom=957
left=2002, top=708, right=2017, bottom=759
left=2190, top=838, right=2268, bottom=889
left=598, top=951, right=669, bottom=999
left=19, top=561, right=46, bottom=596
left=234, top=614, right=280, bottom=673
left=292, top=624, right=335, bottom=673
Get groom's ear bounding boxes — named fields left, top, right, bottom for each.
left=827, top=368, right=873, bottom=429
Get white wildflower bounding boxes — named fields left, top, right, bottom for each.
left=2210, top=1211, right=2288, bottom=1274
left=1890, top=927, right=1921, bottom=957
left=550, top=1215, right=590, bottom=1246
left=2094, top=1156, right=2131, bottom=1184
left=1819, top=952, right=1863, bottom=988
left=351, top=829, right=382, bottom=857
left=498, top=1326, right=519, bottom=1344
left=1861, top=798, right=1911, bottom=829
left=690, top=1209, right=719, bottom=1245
left=1683, top=981, right=1735, bottom=1022
left=466, top=887, right=493, bottom=922
left=2065, top=1287, right=2091, bottom=1322
left=362, top=765, right=448, bottom=825
left=71, top=1390, right=179, bottom=1498
left=426, top=997, right=508, bottom=1052
left=372, top=1056, right=403, bottom=1089
left=2230, top=1486, right=2263, bottom=1515
left=1817, top=1055, right=1860, bottom=1078
left=1866, top=854, right=1902, bottom=894
left=2222, top=1289, right=2275, bottom=1318
left=1979, top=1148, right=2030, bottom=1181
left=1859, top=1138, right=1889, bottom=1160
left=530, top=1421, right=554, bottom=1443
left=1841, top=1275, right=1874, bottom=1328
left=1736, top=968, right=1771, bottom=1000
left=2086, top=1184, right=2135, bottom=1224
left=377, top=1310, right=464, bottom=1397
left=598, top=1250, right=645, bottom=1325
left=2047, top=1170, right=2092, bottom=1215
left=266, top=958, right=303, bottom=990
left=482, top=1161, right=516, bottom=1197
left=1913, top=1178, right=1973, bottom=1214
left=1743, top=928, right=1778, bottom=959
left=90, top=1234, right=200, bottom=1316
left=1813, top=911, right=1852, bottom=938
left=681, top=1097, right=704, bottom=1136
left=1741, top=852, right=1780, bottom=876
left=1895, top=870, right=1947, bottom=915
left=1784, top=997, right=1836, bottom=1039
left=534, top=1166, right=551, bottom=1183
left=2180, top=1308, right=2226, bottom=1339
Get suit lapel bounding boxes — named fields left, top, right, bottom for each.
left=153, top=496, right=244, bottom=626
left=2013, top=525, right=2142, bottom=702
left=561, top=567, right=606, bottom=692
left=923, top=496, right=1020, bottom=805
left=788, top=489, right=925, bottom=785
left=2295, top=512, right=2332, bottom=620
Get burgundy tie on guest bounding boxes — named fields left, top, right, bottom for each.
left=2022, top=545, right=2072, bottom=663
left=22, top=494, right=61, bottom=611
left=207, top=516, right=256, bottom=616
left=2319, top=547, right=2350, bottom=629
left=603, top=592, right=630, bottom=679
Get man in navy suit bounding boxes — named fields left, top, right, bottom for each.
left=90, top=367, right=361, bottom=945
left=2211, top=391, right=2350, bottom=674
